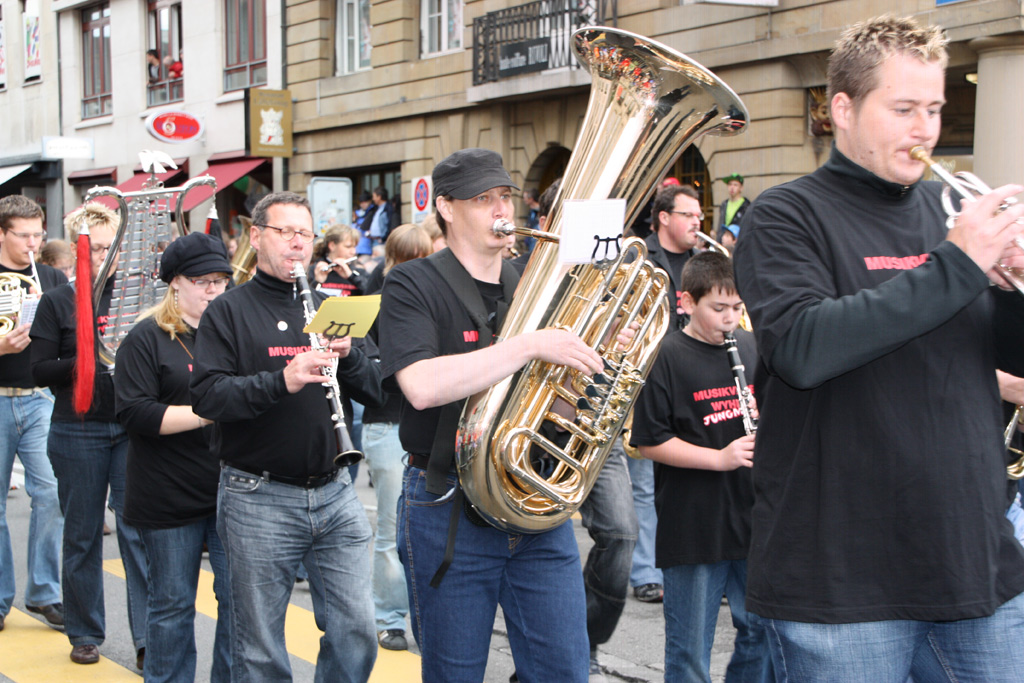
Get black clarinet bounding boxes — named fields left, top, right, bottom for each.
left=723, top=333, right=757, bottom=435
left=291, top=263, right=363, bottom=466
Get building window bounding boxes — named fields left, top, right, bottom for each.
left=421, top=0, right=461, bottom=57
left=81, top=4, right=112, bottom=119
left=224, top=0, right=266, bottom=92
left=336, top=0, right=371, bottom=74
left=146, top=0, right=183, bottom=107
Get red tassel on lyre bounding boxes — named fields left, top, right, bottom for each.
left=73, top=225, right=95, bottom=415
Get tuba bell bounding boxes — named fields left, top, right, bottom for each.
left=456, top=27, right=748, bottom=533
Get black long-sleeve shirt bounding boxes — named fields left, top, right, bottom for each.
left=733, top=145, right=1024, bottom=623
left=190, top=269, right=384, bottom=478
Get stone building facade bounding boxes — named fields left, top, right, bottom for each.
left=285, top=0, right=1024, bottom=231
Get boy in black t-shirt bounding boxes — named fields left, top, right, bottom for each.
left=630, top=251, right=772, bottom=683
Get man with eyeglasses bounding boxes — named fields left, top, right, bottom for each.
left=625, top=183, right=705, bottom=611
left=0, top=196, right=67, bottom=636
left=190, top=191, right=384, bottom=681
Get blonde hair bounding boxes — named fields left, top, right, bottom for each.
left=138, top=284, right=189, bottom=340
left=384, top=224, right=431, bottom=274
left=64, top=202, right=118, bottom=243
left=419, top=213, right=443, bottom=243
left=828, top=15, right=948, bottom=105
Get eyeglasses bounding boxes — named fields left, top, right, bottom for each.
left=187, top=276, right=231, bottom=289
left=258, top=224, right=316, bottom=244
left=670, top=211, right=705, bottom=221
left=91, top=244, right=115, bottom=254
left=8, top=231, right=44, bottom=240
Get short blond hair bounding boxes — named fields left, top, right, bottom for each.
left=64, top=202, right=119, bottom=243
left=828, top=15, right=948, bottom=105
left=384, top=224, right=431, bottom=274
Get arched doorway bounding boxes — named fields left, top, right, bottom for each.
left=524, top=146, right=572, bottom=199
left=666, top=146, right=713, bottom=234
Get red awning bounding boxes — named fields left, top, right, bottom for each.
left=67, top=166, right=118, bottom=184
left=179, top=158, right=267, bottom=213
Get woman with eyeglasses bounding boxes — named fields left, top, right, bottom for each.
left=29, top=203, right=150, bottom=667
left=112, top=232, right=233, bottom=682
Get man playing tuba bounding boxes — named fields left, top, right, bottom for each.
left=378, top=148, right=607, bottom=682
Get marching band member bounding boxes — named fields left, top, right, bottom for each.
left=733, top=15, right=1024, bottom=681
left=114, top=232, right=233, bottom=682
left=30, top=203, right=149, bottom=667
left=0, top=196, right=66, bottom=635
left=378, top=148, right=604, bottom=682
left=190, top=191, right=383, bottom=682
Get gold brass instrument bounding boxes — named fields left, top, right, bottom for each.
left=456, top=27, right=748, bottom=533
left=85, top=153, right=216, bottom=365
left=0, top=271, right=41, bottom=336
left=231, top=216, right=257, bottom=285
left=909, top=146, right=1024, bottom=295
left=1005, top=406, right=1024, bottom=480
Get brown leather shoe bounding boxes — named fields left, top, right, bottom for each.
left=70, top=644, right=100, bottom=664
left=136, top=647, right=145, bottom=671
left=26, top=602, right=64, bottom=629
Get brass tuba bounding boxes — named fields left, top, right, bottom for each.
left=456, top=27, right=748, bottom=533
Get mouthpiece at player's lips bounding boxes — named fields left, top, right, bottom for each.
left=492, top=219, right=516, bottom=236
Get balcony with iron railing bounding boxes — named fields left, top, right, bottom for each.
left=472, top=0, right=617, bottom=87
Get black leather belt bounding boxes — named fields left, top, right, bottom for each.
left=408, top=453, right=431, bottom=470
left=222, top=461, right=339, bottom=489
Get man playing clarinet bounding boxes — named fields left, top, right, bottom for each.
left=191, top=191, right=384, bottom=682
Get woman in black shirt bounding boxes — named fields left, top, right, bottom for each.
left=114, top=232, right=233, bottom=682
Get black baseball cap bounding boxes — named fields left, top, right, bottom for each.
left=159, top=232, right=232, bottom=283
left=433, top=148, right=519, bottom=201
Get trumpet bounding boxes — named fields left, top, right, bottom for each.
left=909, top=146, right=1024, bottom=295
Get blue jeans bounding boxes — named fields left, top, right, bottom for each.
left=579, top=443, right=637, bottom=648
left=397, top=466, right=589, bottom=683
left=762, top=590, right=1024, bottom=682
left=627, top=455, right=662, bottom=587
left=217, top=465, right=375, bottom=683
left=362, top=421, right=409, bottom=632
left=0, top=390, right=62, bottom=616
left=664, top=560, right=772, bottom=683
left=48, top=420, right=149, bottom=650
left=1006, top=494, right=1024, bottom=546
left=140, top=515, right=231, bottom=683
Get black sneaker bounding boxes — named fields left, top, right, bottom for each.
left=26, top=602, right=65, bottom=629
left=633, top=583, right=664, bottom=603
left=378, top=629, right=408, bottom=651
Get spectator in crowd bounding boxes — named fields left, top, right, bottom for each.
left=39, top=239, right=75, bottom=280
left=717, top=173, right=750, bottom=242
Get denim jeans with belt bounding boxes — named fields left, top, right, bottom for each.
left=397, top=466, right=589, bottom=683
left=578, top=443, right=638, bottom=649
left=0, top=389, right=62, bottom=617
left=361, top=421, right=409, bottom=632
left=762, top=590, right=1024, bottom=682
left=48, top=419, right=149, bottom=651
left=217, top=465, right=375, bottom=683
left=140, top=515, right=230, bottom=683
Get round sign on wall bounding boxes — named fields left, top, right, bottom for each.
left=144, top=110, right=204, bottom=144
left=413, top=178, right=431, bottom=212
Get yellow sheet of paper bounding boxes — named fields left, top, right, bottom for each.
left=302, top=294, right=381, bottom=338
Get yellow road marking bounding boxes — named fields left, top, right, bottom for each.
left=0, top=608, right=140, bottom=681
left=102, top=558, right=421, bottom=680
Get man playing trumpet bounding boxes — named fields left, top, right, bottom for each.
left=733, top=14, right=1024, bottom=681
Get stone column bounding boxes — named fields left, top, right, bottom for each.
left=969, top=35, right=1024, bottom=187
